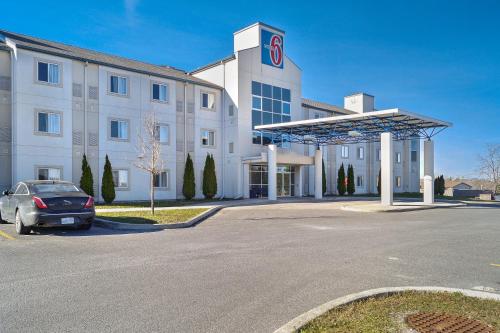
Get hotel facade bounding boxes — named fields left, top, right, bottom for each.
left=0, top=23, right=420, bottom=201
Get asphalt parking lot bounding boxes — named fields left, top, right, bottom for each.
left=1, top=201, right=499, bottom=332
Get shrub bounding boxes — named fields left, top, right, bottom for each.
left=79, top=154, right=94, bottom=196
left=101, top=155, right=115, bottom=204
left=347, top=164, right=355, bottom=195
left=337, top=163, right=346, bottom=195
left=322, top=159, right=327, bottom=195
left=183, top=153, right=196, bottom=200
left=203, top=154, right=217, bottom=199
left=377, top=169, right=381, bottom=195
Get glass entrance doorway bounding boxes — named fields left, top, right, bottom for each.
left=277, top=165, right=295, bottom=197
left=249, top=164, right=295, bottom=198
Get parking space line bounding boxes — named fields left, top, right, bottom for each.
left=490, top=263, right=500, bottom=267
left=0, top=230, right=15, bottom=240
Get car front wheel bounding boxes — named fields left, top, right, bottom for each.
left=15, top=210, right=31, bottom=235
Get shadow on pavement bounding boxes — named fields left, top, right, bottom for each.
left=29, top=225, right=161, bottom=237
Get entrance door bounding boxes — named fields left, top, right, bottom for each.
left=276, top=165, right=295, bottom=197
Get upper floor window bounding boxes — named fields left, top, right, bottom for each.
left=154, top=124, right=169, bottom=144
left=395, top=152, right=402, bottom=163
left=109, top=74, right=128, bottom=95
left=228, top=105, right=235, bottom=117
left=37, top=167, right=61, bottom=181
left=201, top=92, right=215, bottom=109
left=152, top=83, right=168, bottom=102
left=153, top=171, right=169, bottom=189
left=37, top=61, right=60, bottom=85
left=341, top=145, right=349, bottom=158
left=357, top=147, right=364, bottom=160
left=251, top=81, right=291, bottom=146
left=110, top=119, right=129, bottom=140
left=37, top=111, right=61, bottom=135
left=201, top=129, right=215, bottom=147
left=411, top=151, right=417, bottom=162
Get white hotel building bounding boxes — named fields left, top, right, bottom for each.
left=0, top=22, right=420, bottom=201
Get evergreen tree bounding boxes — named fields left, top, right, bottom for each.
left=79, top=154, right=94, bottom=196
left=183, top=153, right=195, bottom=200
left=347, top=164, right=355, bottom=195
left=439, top=175, right=446, bottom=195
left=322, top=159, right=327, bottom=195
left=377, top=169, right=381, bottom=195
left=208, top=154, right=218, bottom=198
left=434, top=176, right=440, bottom=195
left=337, top=163, right=346, bottom=196
left=101, top=155, right=115, bottom=204
left=202, top=154, right=217, bottom=199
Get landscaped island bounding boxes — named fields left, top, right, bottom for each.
left=97, top=208, right=209, bottom=225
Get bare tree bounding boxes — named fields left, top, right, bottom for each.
left=134, top=110, right=165, bottom=215
left=478, top=144, right=500, bottom=192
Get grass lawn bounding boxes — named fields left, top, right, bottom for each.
left=96, top=208, right=209, bottom=224
left=96, top=198, right=234, bottom=210
left=299, top=291, right=500, bottom=333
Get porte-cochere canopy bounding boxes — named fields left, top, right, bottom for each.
left=255, top=109, right=452, bottom=146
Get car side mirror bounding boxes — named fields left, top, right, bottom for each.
left=2, top=190, right=10, bottom=196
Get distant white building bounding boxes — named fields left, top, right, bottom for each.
left=0, top=22, right=420, bottom=200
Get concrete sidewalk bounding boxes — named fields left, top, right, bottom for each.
left=341, top=201, right=465, bottom=212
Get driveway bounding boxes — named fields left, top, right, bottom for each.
left=0, top=202, right=499, bottom=332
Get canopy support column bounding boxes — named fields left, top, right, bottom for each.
left=381, top=132, right=393, bottom=206
left=314, top=148, right=323, bottom=199
left=268, top=144, right=277, bottom=201
left=296, top=165, right=303, bottom=197
left=243, top=163, right=250, bottom=199
left=423, top=140, right=435, bottom=204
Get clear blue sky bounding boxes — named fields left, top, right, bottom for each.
left=3, top=0, right=499, bottom=178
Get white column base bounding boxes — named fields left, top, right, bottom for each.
left=381, top=132, right=394, bottom=206
left=268, top=144, right=277, bottom=201
left=314, top=148, right=323, bottom=199
left=423, top=140, right=435, bottom=204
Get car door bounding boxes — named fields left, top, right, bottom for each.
left=5, top=183, right=23, bottom=220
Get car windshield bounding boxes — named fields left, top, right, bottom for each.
left=31, top=183, right=81, bottom=193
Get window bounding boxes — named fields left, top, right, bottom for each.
left=154, top=124, right=169, bottom=144
left=201, top=92, right=215, bottom=109
left=396, top=176, right=401, bottom=187
left=251, top=81, right=291, bottom=146
left=153, top=171, right=169, bottom=188
left=201, top=129, right=215, bottom=147
left=37, top=111, right=61, bottom=135
left=152, top=83, right=168, bottom=102
left=228, top=105, right=234, bottom=117
left=377, top=149, right=381, bottom=161
left=396, top=152, right=402, bottom=163
left=411, top=151, right=417, bottom=162
left=37, top=167, right=61, bottom=181
left=37, top=61, right=60, bottom=85
left=229, top=142, right=234, bottom=153
left=110, top=119, right=129, bottom=140
left=112, top=170, right=129, bottom=189
left=356, top=176, right=364, bottom=187
left=109, top=75, right=128, bottom=95
left=357, top=147, right=364, bottom=160
left=341, top=145, right=349, bottom=158
left=314, top=113, right=320, bottom=119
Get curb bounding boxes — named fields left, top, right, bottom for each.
left=340, top=203, right=465, bottom=213
left=94, top=206, right=222, bottom=231
left=273, top=286, right=500, bottom=333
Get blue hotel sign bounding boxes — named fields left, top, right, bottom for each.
left=261, top=29, right=284, bottom=69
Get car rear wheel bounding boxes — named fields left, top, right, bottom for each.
left=15, top=210, right=31, bottom=235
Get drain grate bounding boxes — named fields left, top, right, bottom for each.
left=406, top=312, right=495, bottom=333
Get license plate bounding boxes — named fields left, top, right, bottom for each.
left=61, top=217, right=74, bottom=225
